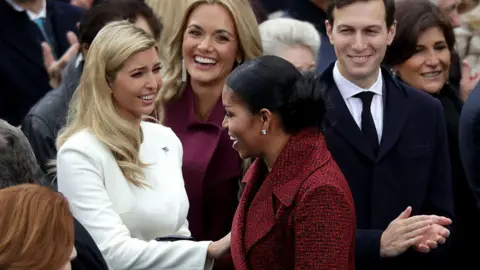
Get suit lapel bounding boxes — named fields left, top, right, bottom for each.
left=322, top=66, right=376, bottom=161
left=376, top=70, right=410, bottom=161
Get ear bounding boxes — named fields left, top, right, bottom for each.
left=387, top=20, right=397, bottom=46
left=259, top=108, right=272, bottom=133
left=325, top=20, right=334, bottom=45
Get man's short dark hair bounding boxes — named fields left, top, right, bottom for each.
left=0, top=120, right=44, bottom=189
left=79, top=0, right=163, bottom=45
left=327, top=0, right=396, bottom=28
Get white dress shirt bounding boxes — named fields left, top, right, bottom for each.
left=333, top=61, right=384, bottom=142
left=57, top=122, right=213, bottom=270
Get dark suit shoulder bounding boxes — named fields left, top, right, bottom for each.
left=24, top=87, right=68, bottom=132
left=49, top=0, right=84, bottom=15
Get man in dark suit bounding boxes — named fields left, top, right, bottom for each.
left=0, top=119, right=108, bottom=270
left=319, top=0, right=455, bottom=269
left=459, top=85, right=480, bottom=211
left=0, top=0, right=83, bottom=126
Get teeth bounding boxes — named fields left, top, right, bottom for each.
left=195, top=56, right=217, bottom=64
left=140, top=95, right=154, bottom=100
left=229, top=136, right=237, bottom=141
left=350, top=56, right=369, bottom=60
left=422, top=72, right=441, bottom=78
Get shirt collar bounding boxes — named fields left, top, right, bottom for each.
left=5, top=0, right=47, bottom=20
left=75, top=53, right=84, bottom=69
left=333, top=61, right=383, bottom=99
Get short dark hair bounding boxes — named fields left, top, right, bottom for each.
left=384, top=0, right=455, bottom=67
left=327, top=0, right=396, bottom=28
left=79, top=0, right=163, bottom=45
left=0, top=120, right=44, bottom=189
left=226, top=55, right=325, bottom=134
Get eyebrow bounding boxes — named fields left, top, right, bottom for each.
left=337, top=24, right=382, bottom=29
left=128, top=62, right=161, bottom=73
left=186, top=24, right=234, bottom=37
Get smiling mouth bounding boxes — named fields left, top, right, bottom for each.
left=194, top=56, right=217, bottom=65
left=348, top=55, right=371, bottom=61
left=421, top=71, right=442, bottom=78
left=139, top=94, right=154, bottom=101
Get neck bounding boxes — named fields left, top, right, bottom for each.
left=190, top=79, right=224, bottom=121
left=262, top=132, right=290, bottom=172
left=338, top=63, right=380, bottom=89
left=15, top=0, right=44, bottom=14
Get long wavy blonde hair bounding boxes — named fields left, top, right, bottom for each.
left=156, top=0, right=263, bottom=122
left=56, top=21, right=158, bottom=188
left=145, top=0, right=194, bottom=62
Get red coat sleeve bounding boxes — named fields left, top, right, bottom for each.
left=293, top=184, right=356, bottom=269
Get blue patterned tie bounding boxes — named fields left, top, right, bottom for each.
left=34, top=18, right=56, bottom=58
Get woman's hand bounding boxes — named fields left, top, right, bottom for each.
left=207, top=232, right=231, bottom=259
left=459, top=60, right=480, bottom=101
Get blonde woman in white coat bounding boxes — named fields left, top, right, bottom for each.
left=55, top=21, right=230, bottom=270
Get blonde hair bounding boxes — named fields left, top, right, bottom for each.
left=56, top=21, right=158, bottom=188
left=145, top=0, right=193, bottom=62
left=157, top=0, right=262, bottom=122
left=259, top=18, right=321, bottom=60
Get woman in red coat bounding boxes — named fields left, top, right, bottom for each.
left=222, top=55, right=356, bottom=269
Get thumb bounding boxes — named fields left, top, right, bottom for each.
left=397, top=206, right=412, bottom=219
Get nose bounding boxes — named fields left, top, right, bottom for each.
left=222, top=115, right=228, bottom=129
left=352, top=32, right=367, bottom=51
left=197, top=36, right=213, bottom=51
left=425, top=49, right=440, bottom=67
left=146, top=72, right=160, bottom=90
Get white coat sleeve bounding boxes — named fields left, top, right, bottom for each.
left=57, top=145, right=213, bottom=270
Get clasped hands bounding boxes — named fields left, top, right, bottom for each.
left=380, top=206, right=451, bottom=258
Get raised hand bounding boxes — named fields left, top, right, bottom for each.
left=380, top=206, right=434, bottom=258
left=459, top=60, right=480, bottom=101
left=42, top=31, right=80, bottom=89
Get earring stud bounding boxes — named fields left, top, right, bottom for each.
left=261, top=129, right=267, bottom=135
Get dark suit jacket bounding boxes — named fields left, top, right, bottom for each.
left=72, top=219, right=109, bottom=270
left=434, top=84, right=480, bottom=267
left=163, top=85, right=242, bottom=269
left=231, top=129, right=356, bottom=270
left=459, top=83, right=480, bottom=213
left=0, top=0, right=82, bottom=126
left=320, top=65, right=454, bottom=270
left=22, top=54, right=83, bottom=187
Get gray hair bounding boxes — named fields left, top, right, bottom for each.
left=259, top=18, right=321, bottom=60
left=0, top=120, right=45, bottom=189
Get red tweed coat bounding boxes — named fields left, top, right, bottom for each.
left=231, top=129, right=356, bottom=270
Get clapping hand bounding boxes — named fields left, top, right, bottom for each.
left=414, top=216, right=451, bottom=253
left=42, top=31, right=80, bottom=89
left=380, top=207, right=451, bottom=258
